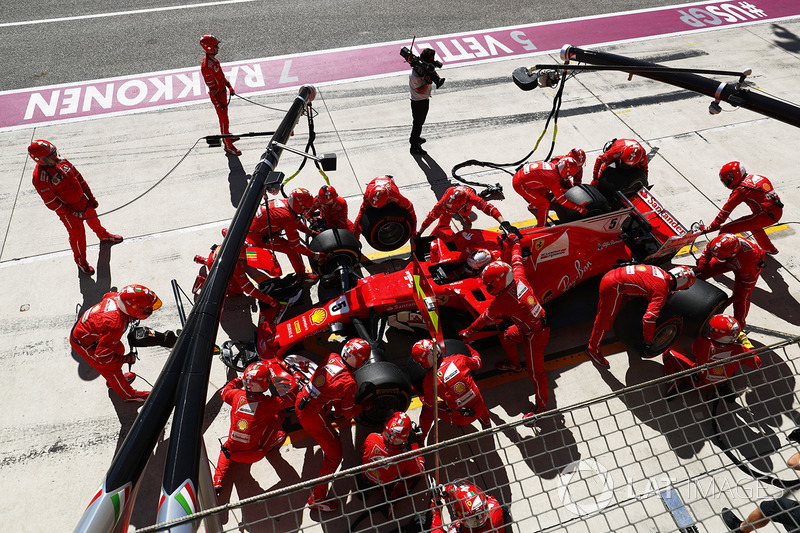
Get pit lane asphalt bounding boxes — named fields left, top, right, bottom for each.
left=1, top=15, right=800, bottom=533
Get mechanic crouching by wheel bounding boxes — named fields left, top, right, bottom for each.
left=413, top=339, right=491, bottom=443
left=695, top=233, right=765, bottom=329
left=247, top=188, right=323, bottom=284
left=70, top=284, right=161, bottom=402
left=213, top=361, right=294, bottom=495
left=585, top=265, right=696, bottom=368
left=296, top=338, right=370, bottom=512
left=360, top=411, right=425, bottom=502
left=459, top=233, right=551, bottom=419
left=591, top=138, right=648, bottom=186
left=431, top=482, right=505, bottom=533
left=416, top=185, right=509, bottom=233
left=309, top=185, right=354, bottom=232
left=352, top=175, right=416, bottom=239
left=511, top=157, right=588, bottom=227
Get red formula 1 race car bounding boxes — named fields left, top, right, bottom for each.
left=257, top=177, right=726, bottom=425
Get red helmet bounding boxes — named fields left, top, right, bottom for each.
left=116, top=284, right=162, bottom=320
left=28, top=140, right=57, bottom=162
left=465, top=249, right=493, bottom=275
left=707, top=314, right=741, bottom=344
left=411, top=338, right=436, bottom=369
left=342, top=338, right=370, bottom=368
left=288, top=188, right=313, bottom=213
left=719, top=161, right=746, bottom=189
left=318, top=185, right=338, bottom=206
left=382, top=411, right=413, bottom=446
left=708, top=234, right=741, bottom=261
left=620, top=142, right=645, bottom=166
left=444, top=484, right=490, bottom=529
left=368, top=179, right=393, bottom=208
left=242, top=361, right=272, bottom=393
left=568, top=148, right=586, bottom=166
left=668, top=266, right=696, bottom=291
left=481, top=261, right=513, bottom=296
left=443, top=186, right=470, bottom=212
left=555, top=156, right=578, bottom=179
left=200, top=34, right=220, bottom=53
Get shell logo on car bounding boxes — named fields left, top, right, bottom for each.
left=310, top=308, right=327, bottom=325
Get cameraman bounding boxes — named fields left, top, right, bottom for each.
left=409, top=48, right=443, bottom=156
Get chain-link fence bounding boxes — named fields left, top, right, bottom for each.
left=137, top=336, right=800, bottom=533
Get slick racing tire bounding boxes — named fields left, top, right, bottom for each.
left=552, top=184, right=611, bottom=224
left=404, top=339, right=472, bottom=394
left=613, top=279, right=728, bottom=352
left=596, top=164, right=649, bottom=205
left=354, top=361, right=413, bottom=427
left=359, top=204, right=415, bottom=252
left=308, top=228, right=362, bottom=277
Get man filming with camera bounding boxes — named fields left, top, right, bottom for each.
left=404, top=47, right=444, bottom=156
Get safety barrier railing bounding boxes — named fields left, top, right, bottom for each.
left=136, top=335, right=800, bottom=532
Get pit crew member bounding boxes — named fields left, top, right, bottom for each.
left=663, top=314, right=760, bottom=400
left=416, top=185, right=508, bottom=235
left=511, top=157, right=588, bottom=227
left=431, top=482, right=504, bottom=533
left=29, top=140, right=123, bottom=275
left=353, top=175, right=416, bottom=239
left=551, top=147, right=587, bottom=187
left=213, top=361, right=294, bottom=494
left=200, top=34, right=240, bottom=156
left=360, top=411, right=425, bottom=500
left=695, top=233, right=765, bottom=329
left=295, top=338, right=370, bottom=512
left=309, top=185, right=354, bottom=232
left=459, top=234, right=551, bottom=417
left=701, top=161, right=783, bottom=255
left=591, top=138, right=648, bottom=184
left=247, top=188, right=322, bottom=283
left=585, top=265, right=696, bottom=367
left=69, top=284, right=161, bottom=402
left=414, top=339, right=491, bottom=442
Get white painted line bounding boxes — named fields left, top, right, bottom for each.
left=0, top=0, right=255, bottom=28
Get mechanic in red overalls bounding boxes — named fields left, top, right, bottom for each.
left=352, top=175, right=416, bottom=238
left=70, top=284, right=161, bottom=402
left=417, top=185, right=507, bottom=234
left=309, top=185, right=354, bottom=232
left=200, top=34, right=240, bottom=156
left=431, top=482, right=505, bottom=533
left=700, top=161, right=783, bottom=255
left=551, top=147, right=587, bottom=187
left=295, top=338, right=370, bottom=512
left=663, top=314, right=761, bottom=399
left=459, top=234, right=550, bottom=418
left=591, top=138, right=648, bottom=185
left=29, top=140, right=123, bottom=275
left=213, top=361, right=294, bottom=494
left=413, top=339, right=491, bottom=442
left=511, top=157, right=588, bottom=227
left=248, top=188, right=322, bottom=283
left=360, top=411, right=425, bottom=499
left=695, top=233, right=765, bottom=329
left=585, top=265, right=696, bottom=367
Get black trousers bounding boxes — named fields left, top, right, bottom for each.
left=410, top=98, right=430, bottom=146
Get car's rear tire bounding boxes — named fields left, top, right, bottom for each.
left=308, top=228, right=362, bottom=276
left=360, top=204, right=415, bottom=252
left=354, top=361, right=413, bottom=427
left=552, top=184, right=611, bottom=224
left=596, top=164, right=648, bottom=205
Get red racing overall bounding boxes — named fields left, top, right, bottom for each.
left=512, top=161, right=583, bottom=227
left=310, top=195, right=354, bottom=232
left=353, top=176, right=416, bottom=238
left=418, top=187, right=503, bottom=235
left=295, top=353, right=363, bottom=502
left=361, top=432, right=424, bottom=497
left=431, top=493, right=504, bottom=532
left=248, top=198, right=315, bottom=279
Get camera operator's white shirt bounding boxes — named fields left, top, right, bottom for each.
left=409, top=70, right=432, bottom=101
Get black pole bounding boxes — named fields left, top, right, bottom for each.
left=74, top=85, right=317, bottom=533
left=157, top=84, right=317, bottom=527
left=559, top=44, right=800, bottom=129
